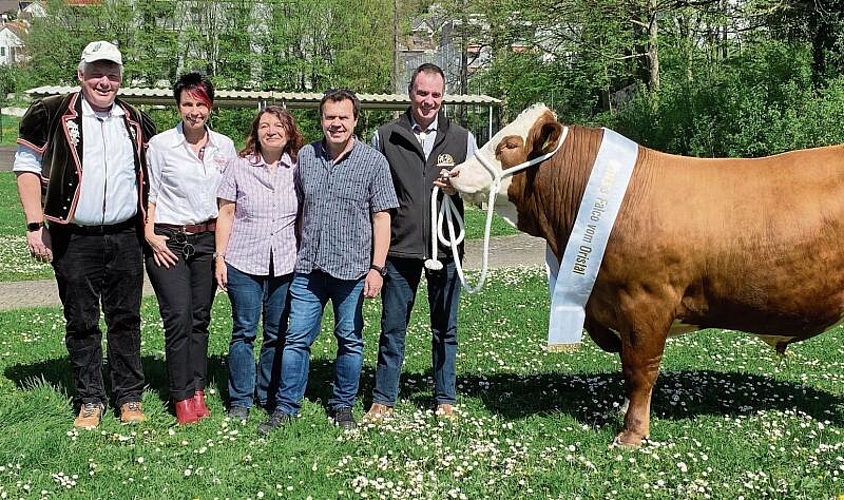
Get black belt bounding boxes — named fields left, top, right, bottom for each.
left=62, top=219, right=136, bottom=235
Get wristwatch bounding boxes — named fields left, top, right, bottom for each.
left=26, top=221, right=43, bottom=232
left=369, top=264, right=387, bottom=276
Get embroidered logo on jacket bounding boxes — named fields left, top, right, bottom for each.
left=67, top=121, right=80, bottom=148
left=436, top=154, right=455, bottom=168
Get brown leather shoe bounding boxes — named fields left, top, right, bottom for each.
left=192, top=391, right=211, bottom=419
left=120, top=401, right=146, bottom=424
left=73, top=402, right=104, bottom=429
left=362, top=403, right=393, bottom=424
left=434, top=403, right=456, bottom=421
left=174, top=399, right=198, bottom=424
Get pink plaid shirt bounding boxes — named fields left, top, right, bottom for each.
left=217, top=153, right=299, bottom=276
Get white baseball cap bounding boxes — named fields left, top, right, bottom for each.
left=80, top=41, right=123, bottom=65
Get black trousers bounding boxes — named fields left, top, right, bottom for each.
left=145, top=229, right=216, bottom=401
left=50, top=224, right=145, bottom=410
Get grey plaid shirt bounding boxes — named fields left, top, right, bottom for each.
left=294, top=139, right=398, bottom=280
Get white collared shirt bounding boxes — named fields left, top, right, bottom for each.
left=147, top=122, right=237, bottom=225
left=411, top=116, right=438, bottom=160
left=13, top=96, right=139, bottom=226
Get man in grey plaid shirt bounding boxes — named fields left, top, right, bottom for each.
left=259, top=89, right=398, bottom=434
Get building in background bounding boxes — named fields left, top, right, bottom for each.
left=0, top=20, right=25, bottom=66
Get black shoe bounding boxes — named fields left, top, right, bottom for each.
left=227, top=406, right=249, bottom=422
left=258, top=410, right=292, bottom=436
left=330, top=406, right=357, bottom=430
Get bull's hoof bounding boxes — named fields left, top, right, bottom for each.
left=612, top=432, right=643, bottom=449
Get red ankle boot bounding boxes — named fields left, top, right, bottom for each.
left=192, top=391, right=211, bottom=419
left=174, top=398, right=198, bottom=424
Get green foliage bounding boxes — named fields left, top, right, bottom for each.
left=12, top=0, right=844, bottom=167
left=603, top=40, right=844, bottom=157
left=0, top=66, right=22, bottom=97
left=769, top=0, right=844, bottom=84
left=22, top=0, right=394, bottom=93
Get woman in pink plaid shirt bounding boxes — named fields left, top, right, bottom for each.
left=215, top=106, right=304, bottom=422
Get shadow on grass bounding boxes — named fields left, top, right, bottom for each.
left=3, top=354, right=376, bottom=417
left=9, top=352, right=837, bottom=428
left=451, top=368, right=843, bottom=427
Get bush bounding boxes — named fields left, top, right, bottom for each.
left=602, top=40, right=844, bottom=158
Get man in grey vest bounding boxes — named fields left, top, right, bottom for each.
left=366, top=63, right=478, bottom=421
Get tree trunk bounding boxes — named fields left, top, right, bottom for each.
left=647, top=0, right=659, bottom=92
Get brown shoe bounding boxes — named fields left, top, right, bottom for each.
left=434, top=403, right=456, bottom=421
left=362, top=403, right=393, bottom=423
left=120, top=401, right=146, bottom=424
left=73, top=402, right=105, bottom=429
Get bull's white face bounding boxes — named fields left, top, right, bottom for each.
left=451, top=104, right=555, bottom=227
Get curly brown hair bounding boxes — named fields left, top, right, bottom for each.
left=239, top=106, right=305, bottom=163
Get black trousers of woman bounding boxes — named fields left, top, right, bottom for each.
left=146, top=228, right=216, bottom=402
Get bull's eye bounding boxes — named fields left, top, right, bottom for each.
left=496, top=136, right=523, bottom=156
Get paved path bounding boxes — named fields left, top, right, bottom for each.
left=0, top=233, right=546, bottom=311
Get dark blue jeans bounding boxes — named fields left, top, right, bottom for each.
left=372, top=257, right=460, bottom=407
left=226, top=264, right=292, bottom=409
left=145, top=229, right=216, bottom=402
left=50, top=224, right=145, bottom=409
left=274, top=271, right=365, bottom=415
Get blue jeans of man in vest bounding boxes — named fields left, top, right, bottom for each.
left=372, top=257, right=460, bottom=407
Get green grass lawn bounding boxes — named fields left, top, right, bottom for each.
left=0, top=268, right=842, bottom=499
left=0, top=171, right=517, bottom=282
left=0, top=115, right=19, bottom=147
left=0, top=172, right=54, bottom=281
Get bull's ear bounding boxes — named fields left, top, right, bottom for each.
left=525, top=112, right=563, bottom=159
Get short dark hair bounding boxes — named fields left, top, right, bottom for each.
left=408, top=63, right=445, bottom=94
left=319, top=89, right=360, bottom=120
left=173, top=72, right=214, bottom=107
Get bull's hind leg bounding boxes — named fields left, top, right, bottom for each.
left=615, top=323, right=670, bottom=448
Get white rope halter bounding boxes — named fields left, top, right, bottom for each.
left=424, top=126, right=569, bottom=293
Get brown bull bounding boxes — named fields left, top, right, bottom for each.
left=450, top=104, right=844, bottom=447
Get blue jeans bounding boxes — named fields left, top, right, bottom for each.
left=226, top=264, right=292, bottom=409
left=274, top=271, right=365, bottom=415
left=372, top=257, right=460, bottom=406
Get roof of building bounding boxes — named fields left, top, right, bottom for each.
left=25, top=86, right=503, bottom=110
left=0, top=0, right=18, bottom=14
left=2, top=20, right=27, bottom=38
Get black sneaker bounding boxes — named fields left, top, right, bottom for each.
left=330, top=406, right=357, bottom=430
left=257, top=410, right=292, bottom=436
left=227, top=406, right=249, bottom=422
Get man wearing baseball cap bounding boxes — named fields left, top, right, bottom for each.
left=14, top=41, right=157, bottom=428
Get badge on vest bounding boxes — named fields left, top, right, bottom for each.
left=437, top=154, right=456, bottom=169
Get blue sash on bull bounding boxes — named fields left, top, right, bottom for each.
left=547, top=128, right=638, bottom=351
